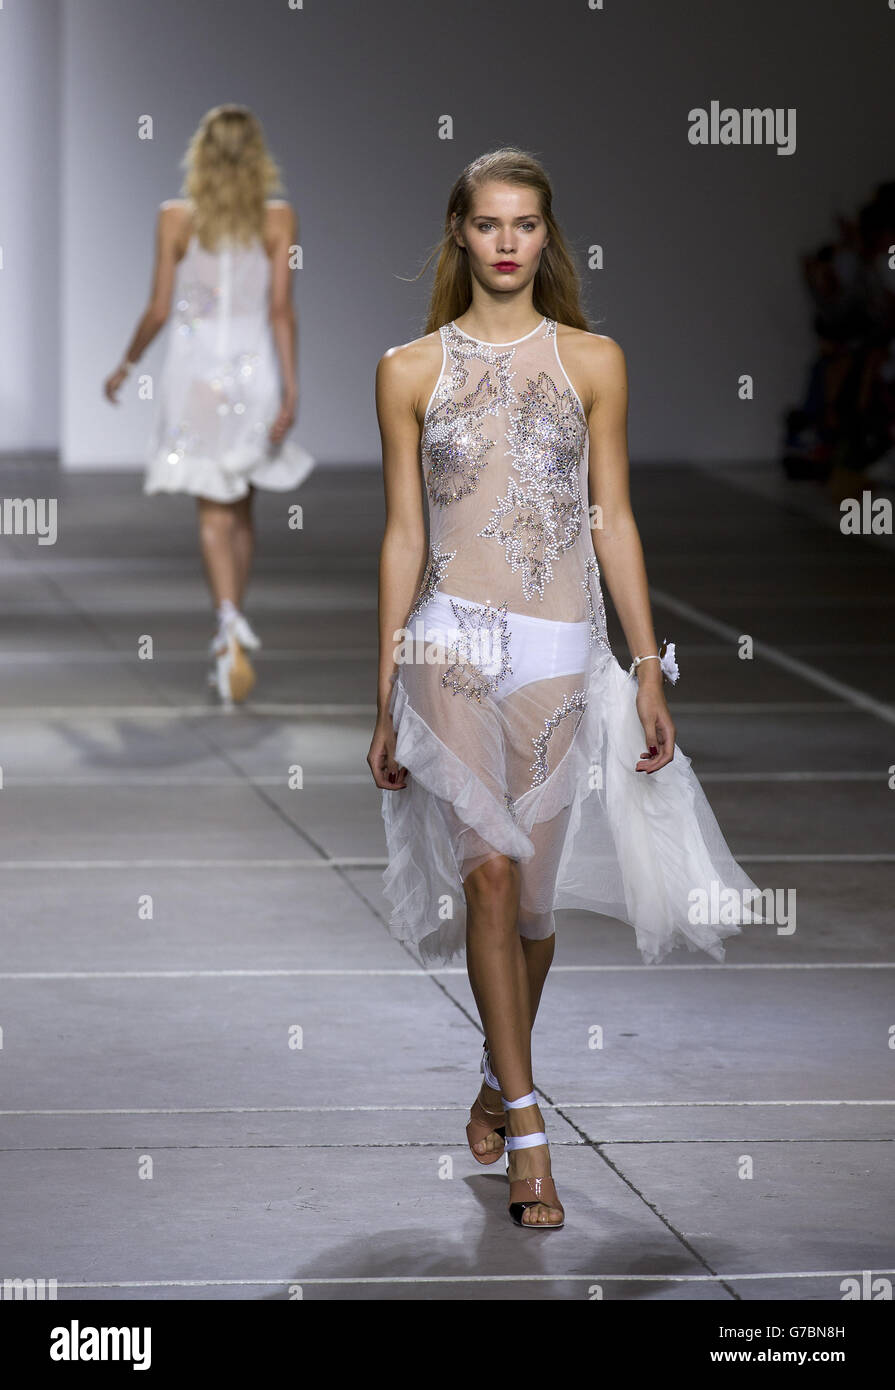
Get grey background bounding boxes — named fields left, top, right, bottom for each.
left=1, top=0, right=892, bottom=465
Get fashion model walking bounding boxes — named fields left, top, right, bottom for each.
left=103, top=104, right=314, bottom=704
left=368, top=147, right=759, bottom=1228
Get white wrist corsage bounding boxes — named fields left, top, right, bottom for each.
left=628, top=639, right=680, bottom=684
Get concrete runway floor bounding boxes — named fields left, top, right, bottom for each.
left=0, top=457, right=892, bottom=1301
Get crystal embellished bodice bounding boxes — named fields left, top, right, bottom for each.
left=411, top=316, right=609, bottom=646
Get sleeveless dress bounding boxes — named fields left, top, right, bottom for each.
left=144, top=231, right=315, bottom=502
left=380, top=316, right=762, bottom=965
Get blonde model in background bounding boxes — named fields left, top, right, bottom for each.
left=104, top=104, right=314, bottom=704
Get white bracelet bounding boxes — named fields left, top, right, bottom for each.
left=628, top=640, right=680, bottom=684
left=119, top=359, right=134, bottom=376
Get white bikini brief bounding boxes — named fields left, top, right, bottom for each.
left=412, top=590, right=591, bottom=702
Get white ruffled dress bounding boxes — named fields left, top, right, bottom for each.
left=144, top=231, right=314, bottom=503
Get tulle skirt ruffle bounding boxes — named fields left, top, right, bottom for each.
left=143, top=322, right=315, bottom=503
left=144, top=437, right=315, bottom=503
left=381, top=647, right=762, bottom=966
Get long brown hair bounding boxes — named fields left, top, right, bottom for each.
left=181, top=105, right=284, bottom=251
left=419, top=147, right=593, bottom=334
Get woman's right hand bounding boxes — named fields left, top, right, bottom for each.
left=103, top=364, right=130, bottom=403
left=367, top=715, right=408, bottom=790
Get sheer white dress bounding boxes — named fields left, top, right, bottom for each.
left=144, top=232, right=314, bottom=503
left=381, top=316, right=761, bottom=965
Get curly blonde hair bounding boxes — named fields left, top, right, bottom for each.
left=419, top=147, right=593, bottom=334
left=181, top=105, right=284, bottom=251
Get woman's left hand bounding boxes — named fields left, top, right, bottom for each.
left=269, top=389, right=296, bottom=446
left=635, top=680, right=676, bottom=773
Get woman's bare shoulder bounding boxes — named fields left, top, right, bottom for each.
left=378, top=327, right=441, bottom=374
left=556, top=323, right=626, bottom=410
left=376, top=329, right=443, bottom=420
left=158, top=198, right=192, bottom=221
left=264, top=201, right=296, bottom=247
left=264, top=199, right=295, bottom=230
left=155, top=200, right=192, bottom=253
left=556, top=321, right=624, bottom=360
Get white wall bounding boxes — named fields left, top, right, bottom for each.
left=0, top=0, right=60, bottom=451
left=6, top=0, right=895, bottom=466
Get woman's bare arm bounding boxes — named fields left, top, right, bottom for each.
left=103, top=202, right=185, bottom=401
left=266, top=202, right=299, bottom=444
left=583, top=334, right=676, bottom=772
left=367, top=342, right=431, bottom=789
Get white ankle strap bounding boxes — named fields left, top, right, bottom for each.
left=501, top=1090, right=538, bottom=1110
left=481, top=1047, right=500, bottom=1091
left=505, top=1131, right=547, bottom=1151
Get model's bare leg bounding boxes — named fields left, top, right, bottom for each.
left=231, top=486, right=255, bottom=608
left=521, top=933, right=555, bottom=1023
left=197, top=497, right=240, bottom=608
left=472, top=931, right=555, bottom=1159
left=466, top=855, right=528, bottom=1092
left=465, top=856, right=561, bottom=1225
left=480, top=929, right=554, bottom=1071
left=475, top=691, right=569, bottom=1132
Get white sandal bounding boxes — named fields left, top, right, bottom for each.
left=228, top=611, right=261, bottom=651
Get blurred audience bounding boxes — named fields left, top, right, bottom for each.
left=783, top=180, right=895, bottom=498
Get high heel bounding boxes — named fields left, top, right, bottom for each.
left=208, top=621, right=256, bottom=704
left=466, top=1040, right=505, bottom=1165
left=502, top=1090, right=565, bottom=1230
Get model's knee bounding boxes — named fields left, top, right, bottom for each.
left=518, top=909, right=556, bottom=941
left=464, top=855, right=518, bottom=914
left=198, top=510, right=237, bottom=544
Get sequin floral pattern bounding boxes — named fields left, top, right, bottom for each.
left=582, top=554, right=612, bottom=652
left=506, top=368, right=585, bottom=492
left=441, top=598, right=513, bottom=702
left=477, top=477, right=559, bottom=600
left=407, top=543, right=456, bottom=622
left=478, top=321, right=588, bottom=601
left=530, top=688, right=588, bottom=786
left=422, top=325, right=518, bottom=506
